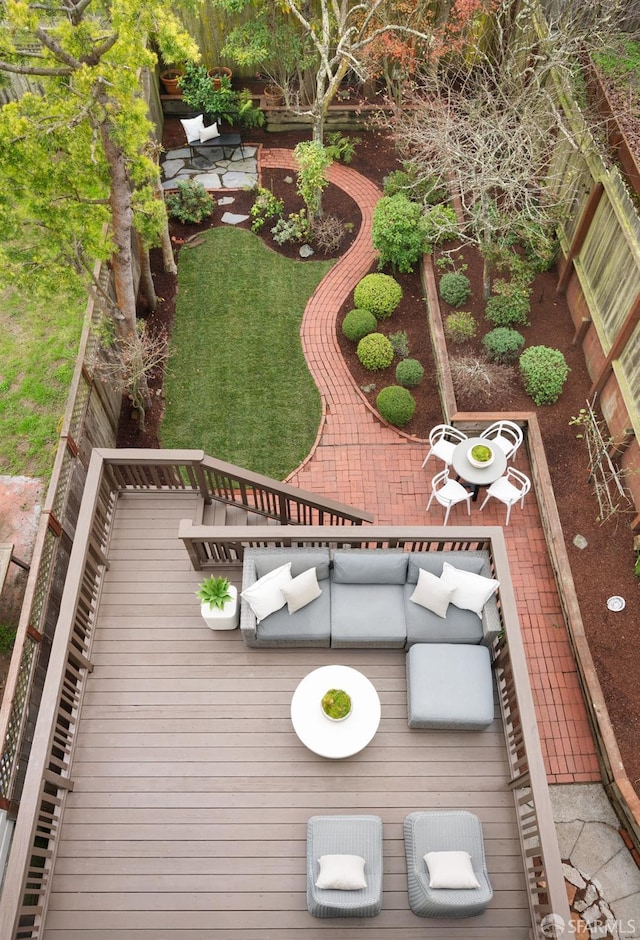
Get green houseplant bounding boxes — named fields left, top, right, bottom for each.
left=321, top=689, right=352, bottom=720
left=196, top=575, right=239, bottom=630
left=179, top=64, right=239, bottom=125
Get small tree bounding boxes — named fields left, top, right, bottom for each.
left=293, top=140, right=332, bottom=223
left=372, top=195, right=427, bottom=273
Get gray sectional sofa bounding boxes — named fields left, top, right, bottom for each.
left=239, top=547, right=501, bottom=650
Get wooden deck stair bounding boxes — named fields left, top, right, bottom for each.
left=199, top=498, right=282, bottom=528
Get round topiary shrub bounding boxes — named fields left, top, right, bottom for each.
left=376, top=385, right=416, bottom=426
left=395, top=358, right=425, bottom=388
left=342, top=308, right=377, bottom=342
left=519, top=345, right=570, bottom=405
left=444, top=310, right=477, bottom=344
left=353, top=273, right=403, bottom=319
left=439, top=272, right=471, bottom=307
left=483, top=327, right=525, bottom=363
left=356, top=332, right=395, bottom=371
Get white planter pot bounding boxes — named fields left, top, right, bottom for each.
left=468, top=447, right=494, bottom=469
left=200, top=585, right=239, bottom=630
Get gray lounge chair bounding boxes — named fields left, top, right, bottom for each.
left=307, top=814, right=383, bottom=918
left=403, top=811, right=493, bottom=917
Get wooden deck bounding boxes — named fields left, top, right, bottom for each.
left=43, top=492, right=531, bottom=938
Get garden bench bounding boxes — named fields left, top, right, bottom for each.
left=188, top=134, right=245, bottom=160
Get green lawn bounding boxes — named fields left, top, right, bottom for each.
left=0, top=287, right=85, bottom=478
left=161, top=227, right=334, bottom=480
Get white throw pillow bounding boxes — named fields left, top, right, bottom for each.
left=200, top=121, right=220, bottom=142
left=424, top=851, right=480, bottom=890
left=282, top=566, right=321, bottom=614
left=180, top=114, right=205, bottom=143
left=240, top=563, right=292, bottom=623
left=315, top=854, right=367, bottom=890
left=409, top=568, right=455, bottom=619
left=440, top=562, right=499, bottom=618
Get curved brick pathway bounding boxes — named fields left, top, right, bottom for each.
left=260, top=147, right=599, bottom=785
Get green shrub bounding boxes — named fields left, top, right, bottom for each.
left=519, top=345, right=570, bottom=405
left=444, top=310, right=477, bottom=344
left=325, top=132, right=361, bottom=164
left=485, top=282, right=530, bottom=327
left=395, top=358, right=424, bottom=388
left=271, top=210, right=310, bottom=245
left=516, top=220, right=558, bottom=273
left=353, top=273, right=402, bottom=319
left=0, top=623, right=17, bottom=656
left=388, top=330, right=409, bottom=357
left=356, top=333, right=395, bottom=371
left=250, top=186, right=284, bottom=232
left=483, top=327, right=525, bottom=363
left=423, top=204, right=458, bottom=249
left=382, top=166, right=447, bottom=205
left=376, top=385, right=416, bottom=426
left=165, top=179, right=216, bottom=224
left=342, top=308, right=377, bottom=342
left=439, top=272, right=471, bottom=306
left=372, top=194, right=427, bottom=273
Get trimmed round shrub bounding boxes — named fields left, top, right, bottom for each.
left=485, top=286, right=530, bottom=327
left=376, top=385, right=416, bottom=427
left=354, top=273, right=403, bottom=319
left=483, top=327, right=525, bottom=363
left=395, top=358, right=424, bottom=388
left=342, top=308, right=377, bottom=342
left=165, top=179, right=215, bottom=224
left=356, top=332, right=395, bottom=371
left=423, top=204, right=458, bottom=248
left=519, top=345, right=570, bottom=405
left=439, top=272, right=471, bottom=306
left=444, top=310, right=477, bottom=345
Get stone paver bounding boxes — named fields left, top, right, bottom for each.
left=261, top=147, right=601, bottom=786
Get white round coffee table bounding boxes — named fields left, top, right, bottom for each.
left=290, top=665, right=381, bottom=759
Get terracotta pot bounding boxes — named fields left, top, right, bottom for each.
left=160, top=69, right=184, bottom=96
left=264, top=84, right=284, bottom=106
left=207, top=66, right=233, bottom=90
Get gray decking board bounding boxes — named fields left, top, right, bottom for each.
left=42, top=492, right=532, bottom=938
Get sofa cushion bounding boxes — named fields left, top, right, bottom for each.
left=424, top=851, right=481, bottom=890
left=332, top=582, right=406, bottom=647
left=404, top=581, right=484, bottom=646
left=254, top=549, right=330, bottom=581
left=256, top=585, right=331, bottom=646
left=240, top=563, right=292, bottom=623
left=409, top=569, right=455, bottom=619
left=440, top=563, right=499, bottom=618
left=282, top=567, right=322, bottom=614
left=407, top=551, right=486, bottom=585
left=315, top=855, right=367, bottom=891
left=333, top=551, right=408, bottom=585
left=406, top=643, right=494, bottom=730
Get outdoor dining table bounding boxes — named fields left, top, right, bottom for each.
left=451, top=436, right=507, bottom=502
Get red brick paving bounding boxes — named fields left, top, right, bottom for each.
left=263, top=148, right=600, bottom=785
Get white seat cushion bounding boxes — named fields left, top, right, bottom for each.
left=180, top=114, right=205, bottom=143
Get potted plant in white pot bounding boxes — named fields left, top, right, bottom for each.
left=196, top=575, right=239, bottom=630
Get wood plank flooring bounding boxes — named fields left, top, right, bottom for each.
left=43, top=492, right=532, bottom=938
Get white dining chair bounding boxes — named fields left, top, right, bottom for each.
left=421, top=425, right=468, bottom=470
left=479, top=467, right=531, bottom=525
left=479, top=420, right=523, bottom=461
left=426, top=468, right=472, bottom=525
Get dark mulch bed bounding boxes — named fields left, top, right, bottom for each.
left=120, top=121, right=640, bottom=793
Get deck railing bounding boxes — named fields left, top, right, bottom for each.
left=0, top=459, right=570, bottom=937
left=0, top=450, right=372, bottom=818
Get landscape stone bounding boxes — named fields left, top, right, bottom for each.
left=299, top=244, right=314, bottom=258
left=550, top=784, right=620, bottom=827
left=221, top=212, right=249, bottom=225
left=593, top=848, right=640, bottom=902
left=217, top=196, right=235, bottom=205
left=195, top=173, right=222, bottom=189
left=563, top=863, right=587, bottom=889
left=572, top=822, right=627, bottom=875
left=220, top=171, right=255, bottom=188
left=162, top=159, right=186, bottom=178
left=573, top=534, right=589, bottom=549
left=556, top=820, right=584, bottom=858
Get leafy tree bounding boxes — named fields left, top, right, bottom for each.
left=293, top=140, right=332, bottom=222
left=0, top=0, right=197, bottom=424
left=211, top=0, right=447, bottom=142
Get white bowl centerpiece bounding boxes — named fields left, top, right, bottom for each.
left=321, top=688, right=352, bottom=721
left=468, top=443, right=494, bottom=468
